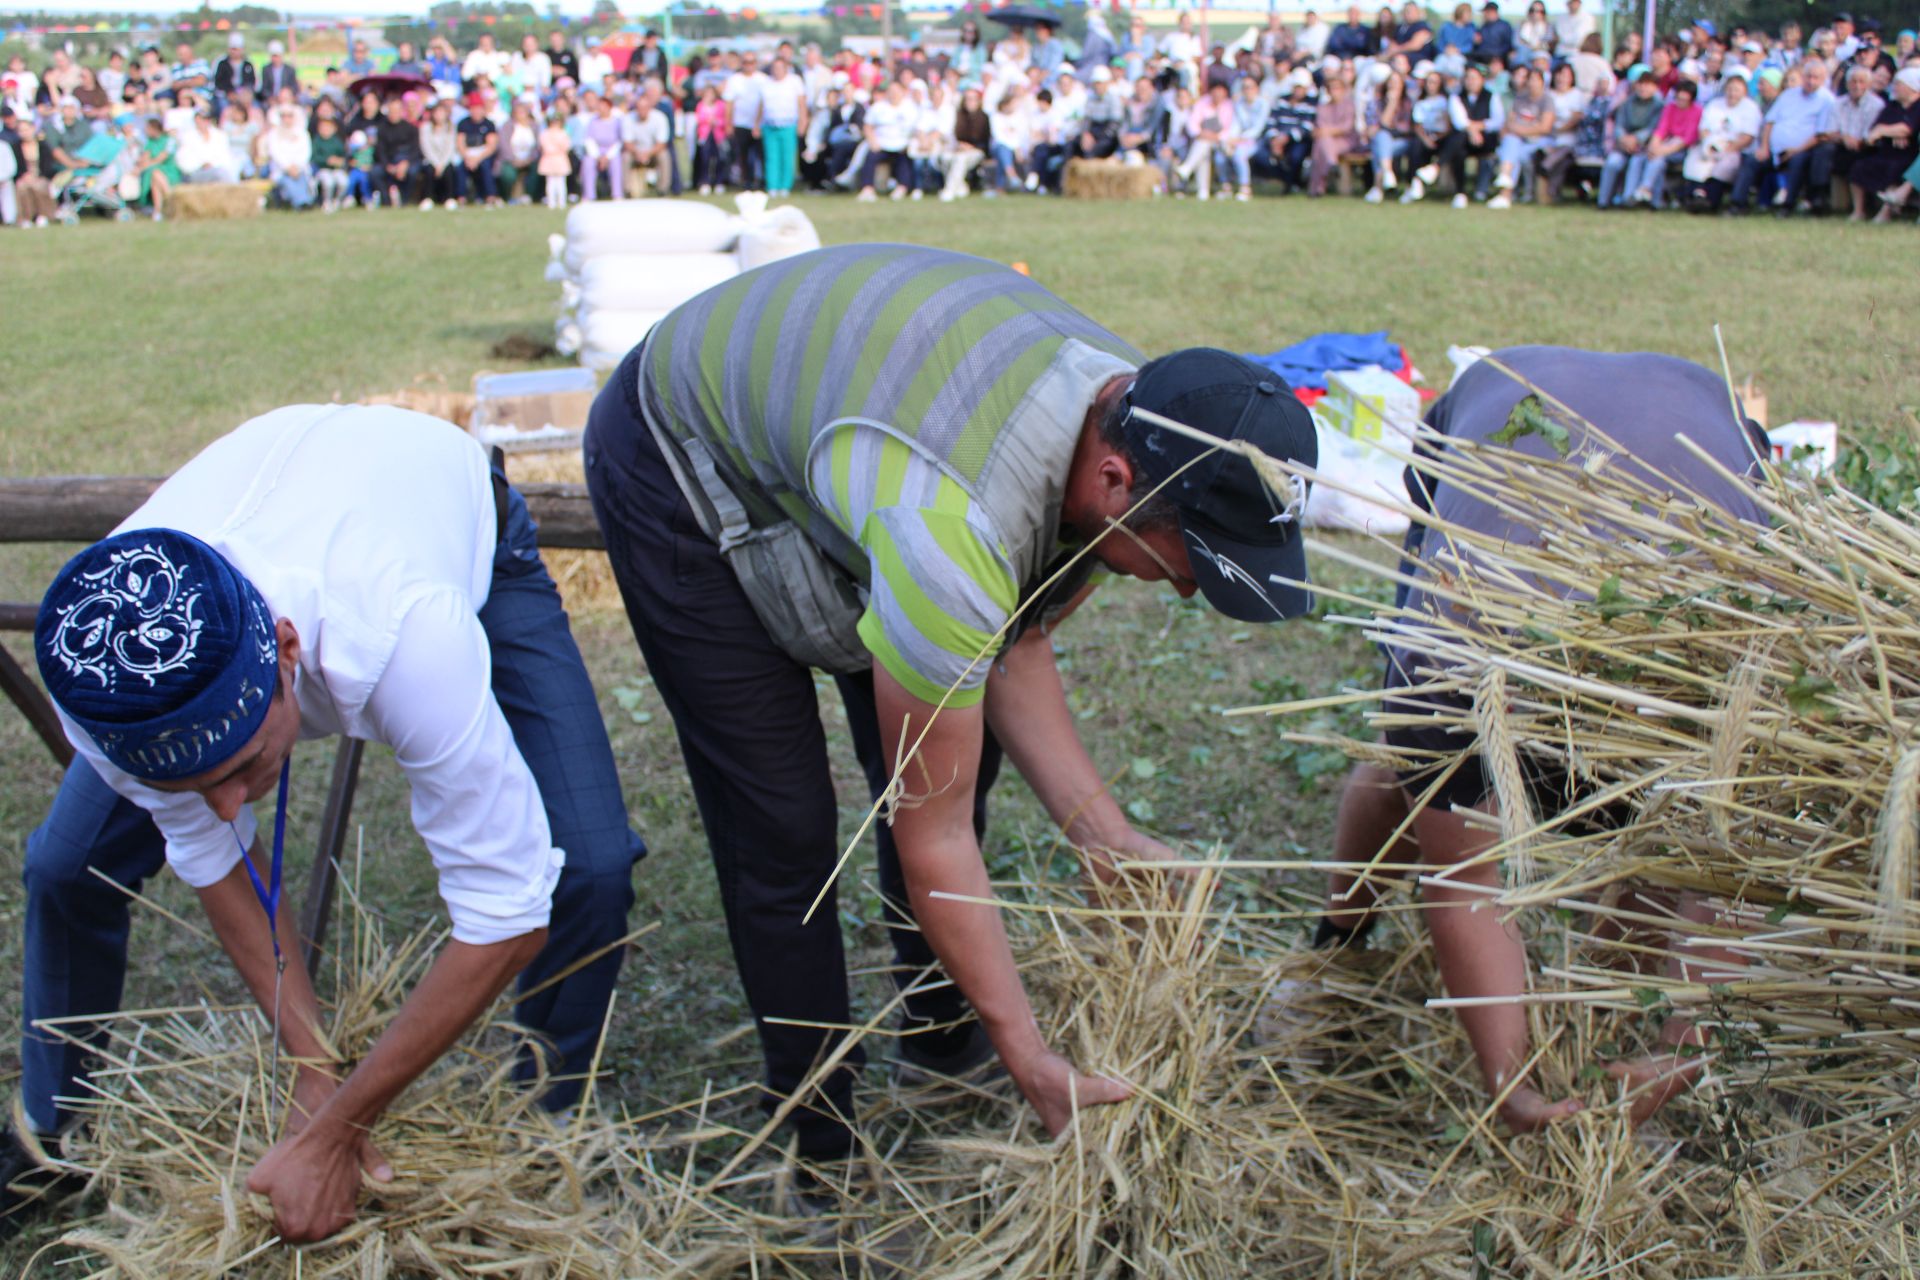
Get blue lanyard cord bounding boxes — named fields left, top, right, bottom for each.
left=232, top=758, right=291, bottom=962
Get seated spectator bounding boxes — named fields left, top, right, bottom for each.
left=1516, top=0, right=1553, bottom=57
left=1597, top=70, right=1664, bottom=206
left=989, top=85, right=1031, bottom=194
left=1390, top=0, right=1435, bottom=60
left=1538, top=61, right=1589, bottom=196
left=625, top=84, right=675, bottom=197
left=1119, top=75, right=1164, bottom=164
left=1758, top=56, right=1838, bottom=213
left=72, top=68, right=110, bottom=125
left=857, top=79, right=916, bottom=200
left=373, top=97, right=419, bottom=205
left=418, top=99, right=458, bottom=208
left=42, top=97, right=94, bottom=190
left=1364, top=67, right=1413, bottom=202
left=1441, top=61, right=1503, bottom=205
left=1308, top=75, right=1361, bottom=196
left=1487, top=63, right=1555, bottom=207
left=174, top=107, right=235, bottom=184
left=0, top=108, right=17, bottom=226
left=1402, top=69, right=1451, bottom=201
left=12, top=116, right=55, bottom=225
left=1180, top=79, right=1239, bottom=199
left=344, top=90, right=383, bottom=141
left=1554, top=0, right=1597, bottom=56
left=1855, top=66, right=1920, bottom=221
left=943, top=85, right=990, bottom=200
left=537, top=107, right=572, bottom=208
left=1437, top=3, right=1478, bottom=67
left=264, top=103, right=315, bottom=209
left=495, top=100, right=539, bottom=202
left=1569, top=33, right=1613, bottom=96
left=342, top=38, right=377, bottom=79
left=1628, top=78, right=1701, bottom=206
left=581, top=93, right=624, bottom=200
left=1833, top=65, right=1887, bottom=192
left=457, top=94, right=501, bottom=206
left=1328, top=6, right=1374, bottom=62
left=169, top=41, right=210, bottom=98
left=823, top=82, right=867, bottom=187
left=1224, top=73, right=1264, bottom=200
left=131, top=116, right=178, bottom=218
left=1255, top=70, right=1316, bottom=190
left=220, top=102, right=259, bottom=179
left=1682, top=71, right=1759, bottom=210
left=311, top=115, right=350, bottom=211
left=1078, top=66, right=1126, bottom=159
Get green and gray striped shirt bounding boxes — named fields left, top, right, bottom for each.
left=637, top=244, right=1141, bottom=706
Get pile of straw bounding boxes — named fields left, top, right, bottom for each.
left=163, top=180, right=270, bottom=221
left=502, top=447, right=624, bottom=614
left=1062, top=160, right=1158, bottom=200
left=35, top=884, right=751, bottom=1279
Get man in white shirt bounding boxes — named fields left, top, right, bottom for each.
left=725, top=51, right=770, bottom=188
left=578, top=37, right=615, bottom=92
left=623, top=84, right=674, bottom=194
left=800, top=43, right=834, bottom=111
left=1163, top=11, right=1205, bottom=87
left=1297, top=10, right=1332, bottom=60
left=856, top=78, right=917, bottom=199
left=174, top=108, right=237, bottom=182
left=2, top=406, right=643, bottom=1244
left=462, top=33, right=512, bottom=85
left=1551, top=0, right=1595, bottom=54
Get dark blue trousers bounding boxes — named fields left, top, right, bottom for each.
left=18, top=480, right=644, bottom=1133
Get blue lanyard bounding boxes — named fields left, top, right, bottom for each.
left=233, top=759, right=291, bottom=960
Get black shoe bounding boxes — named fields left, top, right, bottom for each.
left=892, top=1021, right=1002, bottom=1093
left=0, top=1123, right=81, bottom=1240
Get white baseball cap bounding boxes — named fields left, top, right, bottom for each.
left=268, top=40, right=285, bottom=55
left=228, top=33, right=244, bottom=49
left=1090, top=65, right=1112, bottom=82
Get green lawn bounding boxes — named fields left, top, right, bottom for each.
left=0, top=196, right=1915, bottom=1269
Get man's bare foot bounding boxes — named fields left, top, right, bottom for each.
left=1606, top=1053, right=1704, bottom=1125
left=1498, top=1085, right=1584, bottom=1133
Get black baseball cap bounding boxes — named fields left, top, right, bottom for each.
left=1119, top=348, right=1318, bottom=623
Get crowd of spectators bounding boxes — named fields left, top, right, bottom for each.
left=2, top=6, right=1917, bottom=227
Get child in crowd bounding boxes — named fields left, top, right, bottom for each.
left=539, top=107, right=573, bottom=208
left=312, top=116, right=350, bottom=212
left=346, top=129, right=375, bottom=208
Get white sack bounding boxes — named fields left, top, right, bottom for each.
left=735, top=206, right=822, bottom=272
left=578, top=308, right=669, bottom=372
left=577, top=252, right=739, bottom=313
left=1302, top=423, right=1411, bottom=536
left=563, top=199, right=737, bottom=261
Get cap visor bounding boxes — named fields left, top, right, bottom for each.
left=1178, top=517, right=1312, bottom=623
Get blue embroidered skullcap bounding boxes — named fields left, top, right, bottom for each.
left=36, top=529, right=279, bottom=782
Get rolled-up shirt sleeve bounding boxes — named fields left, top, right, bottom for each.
left=366, top=589, right=564, bottom=945
left=60, top=716, right=259, bottom=888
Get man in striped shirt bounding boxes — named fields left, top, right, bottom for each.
left=584, top=244, right=1317, bottom=1176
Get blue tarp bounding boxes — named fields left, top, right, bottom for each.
left=1244, top=331, right=1402, bottom=392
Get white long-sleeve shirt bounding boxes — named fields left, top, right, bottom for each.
left=61, top=405, right=564, bottom=945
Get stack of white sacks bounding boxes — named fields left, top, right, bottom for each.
left=549, top=194, right=822, bottom=372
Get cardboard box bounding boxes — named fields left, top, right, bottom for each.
left=1318, top=367, right=1421, bottom=445
left=470, top=369, right=599, bottom=450
left=1767, top=421, right=1839, bottom=475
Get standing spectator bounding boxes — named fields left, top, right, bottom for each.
left=260, top=42, right=298, bottom=102
left=1474, top=1, right=1514, bottom=66
left=13, top=118, right=55, bottom=224
left=373, top=96, right=419, bottom=205
left=942, top=85, right=989, bottom=199
left=0, top=106, right=19, bottom=226
left=1682, top=71, right=1759, bottom=210
left=1442, top=61, right=1503, bottom=204
left=759, top=56, right=807, bottom=199
left=1164, top=12, right=1205, bottom=87
left=423, top=38, right=461, bottom=97
left=169, top=42, right=211, bottom=98
left=4, top=55, right=38, bottom=107
left=1329, top=5, right=1374, bottom=61
left=538, top=107, right=572, bottom=207
left=579, top=37, right=615, bottom=92
left=1759, top=56, right=1838, bottom=213
left=1597, top=70, right=1664, bottom=206
left=692, top=83, right=731, bottom=193
left=1308, top=75, right=1361, bottom=195
left=265, top=104, right=315, bottom=208
left=632, top=30, right=669, bottom=84
left=857, top=79, right=916, bottom=200
left=342, top=39, right=377, bottom=80
left=1487, top=63, right=1555, bottom=206
left=511, top=36, right=552, bottom=97
left=1626, top=78, right=1701, bottom=206
left=726, top=52, right=767, bottom=189
left=388, top=41, right=427, bottom=80
left=311, top=114, right=350, bottom=211
left=458, top=95, right=500, bottom=205
left=1031, top=21, right=1067, bottom=86
left=100, top=52, right=130, bottom=106
left=463, top=35, right=510, bottom=86
left=213, top=35, right=256, bottom=105
left=1570, top=33, right=1613, bottom=96
left=1854, top=65, right=1920, bottom=220
left=1365, top=66, right=1414, bottom=201
left=546, top=31, right=579, bottom=88
left=1833, top=64, right=1886, bottom=192
left=1553, top=0, right=1597, bottom=55
left=581, top=93, right=624, bottom=200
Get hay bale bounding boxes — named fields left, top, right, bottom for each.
left=503, top=447, right=623, bottom=615
left=164, top=180, right=270, bottom=221
left=361, top=383, right=476, bottom=429
left=1063, top=159, right=1158, bottom=200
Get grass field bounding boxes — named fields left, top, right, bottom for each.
left=1, top=196, right=1916, bottom=1268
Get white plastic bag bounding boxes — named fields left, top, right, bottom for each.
left=1302, top=422, right=1411, bottom=536
left=735, top=206, right=822, bottom=272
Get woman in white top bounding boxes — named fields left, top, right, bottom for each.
left=1681, top=71, right=1759, bottom=210
left=1538, top=61, right=1588, bottom=195
left=264, top=105, right=315, bottom=209
left=992, top=30, right=1031, bottom=80
left=988, top=87, right=1031, bottom=193
left=499, top=101, right=541, bottom=202
left=910, top=81, right=956, bottom=199
left=1516, top=0, right=1553, bottom=55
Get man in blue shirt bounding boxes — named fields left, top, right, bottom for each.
left=1327, top=5, right=1376, bottom=59
left=341, top=39, right=377, bottom=79
left=168, top=40, right=210, bottom=100
left=1031, top=21, right=1067, bottom=85
left=1758, top=54, right=1837, bottom=213
left=1473, top=2, right=1515, bottom=64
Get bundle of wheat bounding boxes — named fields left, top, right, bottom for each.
left=1062, top=160, right=1159, bottom=200
left=502, top=447, right=625, bottom=615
